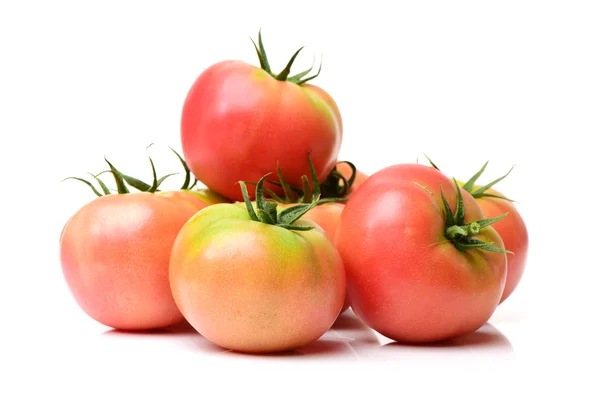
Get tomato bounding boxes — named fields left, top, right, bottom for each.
left=180, top=31, right=342, bottom=201
left=458, top=162, right=529, bottom=303
left=169, top=175, right=345, bottom=353
left=59, top=151, right=223, bottom=330
left=335, top=164, right=508, bottom=343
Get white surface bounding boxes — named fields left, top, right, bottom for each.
left=1, top=0, right=599, bottom=398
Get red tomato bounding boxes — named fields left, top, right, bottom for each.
left=425, top=159, right=529, bottom=304
left=59, top=152, right=221, bottom=330
left=169, top=177, right=345, bottom=353
left=60, top=191, right=208, bottom=330
left=180, top=32, right=342, bottom=201
left=335, top=164, right=508, bottom=343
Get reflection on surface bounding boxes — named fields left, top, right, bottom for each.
left=101, top=310, right=514, bottom=363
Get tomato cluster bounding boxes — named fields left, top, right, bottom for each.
left=59, top=32, right=528, bottom=353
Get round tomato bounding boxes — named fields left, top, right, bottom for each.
left=335, top=164, right=508, bottom=343
left=59, top=153, right=221, bottom=330
left=459, top=163, right=529, bottom=303
left=169, top=176, right=345, bottom=353
left=180, top=31, right=343, bottom=201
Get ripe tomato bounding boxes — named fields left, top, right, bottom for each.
left=335, top=164, right=508, bottom=343
left=59, top=151, right=221, bottom=330
left=459, top=162, right=529, bottom=303
left=180, top=31, right=342, bottom=201
left=169, top=175, right=345, bottom=353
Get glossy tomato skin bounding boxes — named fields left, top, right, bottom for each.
left=169, top=203, right=346, bottom=353
left=472, top=187, right=528, bottom=303
left=181, top=61, right=343, bottom=201
left=281, top=202, right=351, bottom=314
left=335, top=164, right=507, bottom=343
left=60, top=191, right=208, bottom=330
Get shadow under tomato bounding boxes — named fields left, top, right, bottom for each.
left=102, top=319, right=199, bottom=337
left=376, top=323, right=516, bottom=366
left=381, top=323, right=513, bottom=350
left=185, top=310, right=382, bottom=359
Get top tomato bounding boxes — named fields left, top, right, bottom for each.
left=180, top=31, right=343, bottom=201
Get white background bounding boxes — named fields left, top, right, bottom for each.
left=1, top=0, right=599, bottom=398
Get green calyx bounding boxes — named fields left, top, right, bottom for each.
left=244, top=152, right=347, bottom=205
left=238, top=173, right=318, bottom=232
left=462, top=161, right=515, bottom=201
left=421, top=154, right=516, bottom=202
left=63, top=145, right=197, bottom=196
left=250, top=29, right=322, bottom=84
left=441, top=180, right=512, bottom=253
left=320, top=161, right=358, bottom=198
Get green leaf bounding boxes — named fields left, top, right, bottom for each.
left=147, top=154, right=159, bottom=193
left=470, top=165, right=515, bottom=198
left=255, top=173, right=271, bottom=213
left=169, top=146, right=193, bottom=190
left=277, top=224, right=314, bottom=231
left=316, top=197, right=348, bottom=205
left=258, top=209, right=275, bottom=224
left=422, top=154, right=440, bottom=170
left=452, top=179, right=465, bottom=226
left=296, top=55, right=322, bottom=85
left=249, top=29, right=272, bottom=74
left=89, top=172, right=111, bottom=195
left=462, top=161, right=488, bottom=192
left=477, top=192, right=515, bottom=202
left=275, top=46, right=304, bottom=81
left=277, top=162, right=298, bottom=203
left=264, top=201, right=278, bottom=224
left=104, top=158, right=130, bottom=194
left=278, top=202, right=316, bottom=226
left=62, top=177, right=103, bottom=197
left=156, top=173, right=178, bottom=188
left=472, top=212, right=509, bottom=230
left=307, top=151, right=321, bottom=201
left=301, top=175, right=312, bottom=203
left=455, top=237, right=512, bottom=254
left=237, top=181, right=259, bottom=222
left=288, top=54, right=315, bottom=83
left=121, top=174, right=151, bottom=192
left=440, top=186, right=455, bottom=227
left=340, top=161, right=358, bottom=190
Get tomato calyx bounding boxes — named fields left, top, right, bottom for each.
left=244, top=152, right=347, bottom=205
left=238, top=173, right=319, bottom=231
left=320, top=161, right=359, bottom=198
left=440, top=180, right=512, bottom=254
left=461, top=161, right=515, bottom=202
left=421, top=155, right=516, bottom=202
left=63, top=145, right=196, bottom=196
left=250, top=29, right=322, bottom=85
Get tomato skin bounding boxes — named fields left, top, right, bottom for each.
left=281, top=202, right=351, bottom=314
left=59, top=191, right=208, bottom=330
left=186, top=188, right=231, bottom=205
left=472, top=188, right=528, bottom=303
left=335, top=164, right=507, bottom=343
left=169, top=203, right=346, bottom=353
left=180, top=61, right=343, bottom=201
